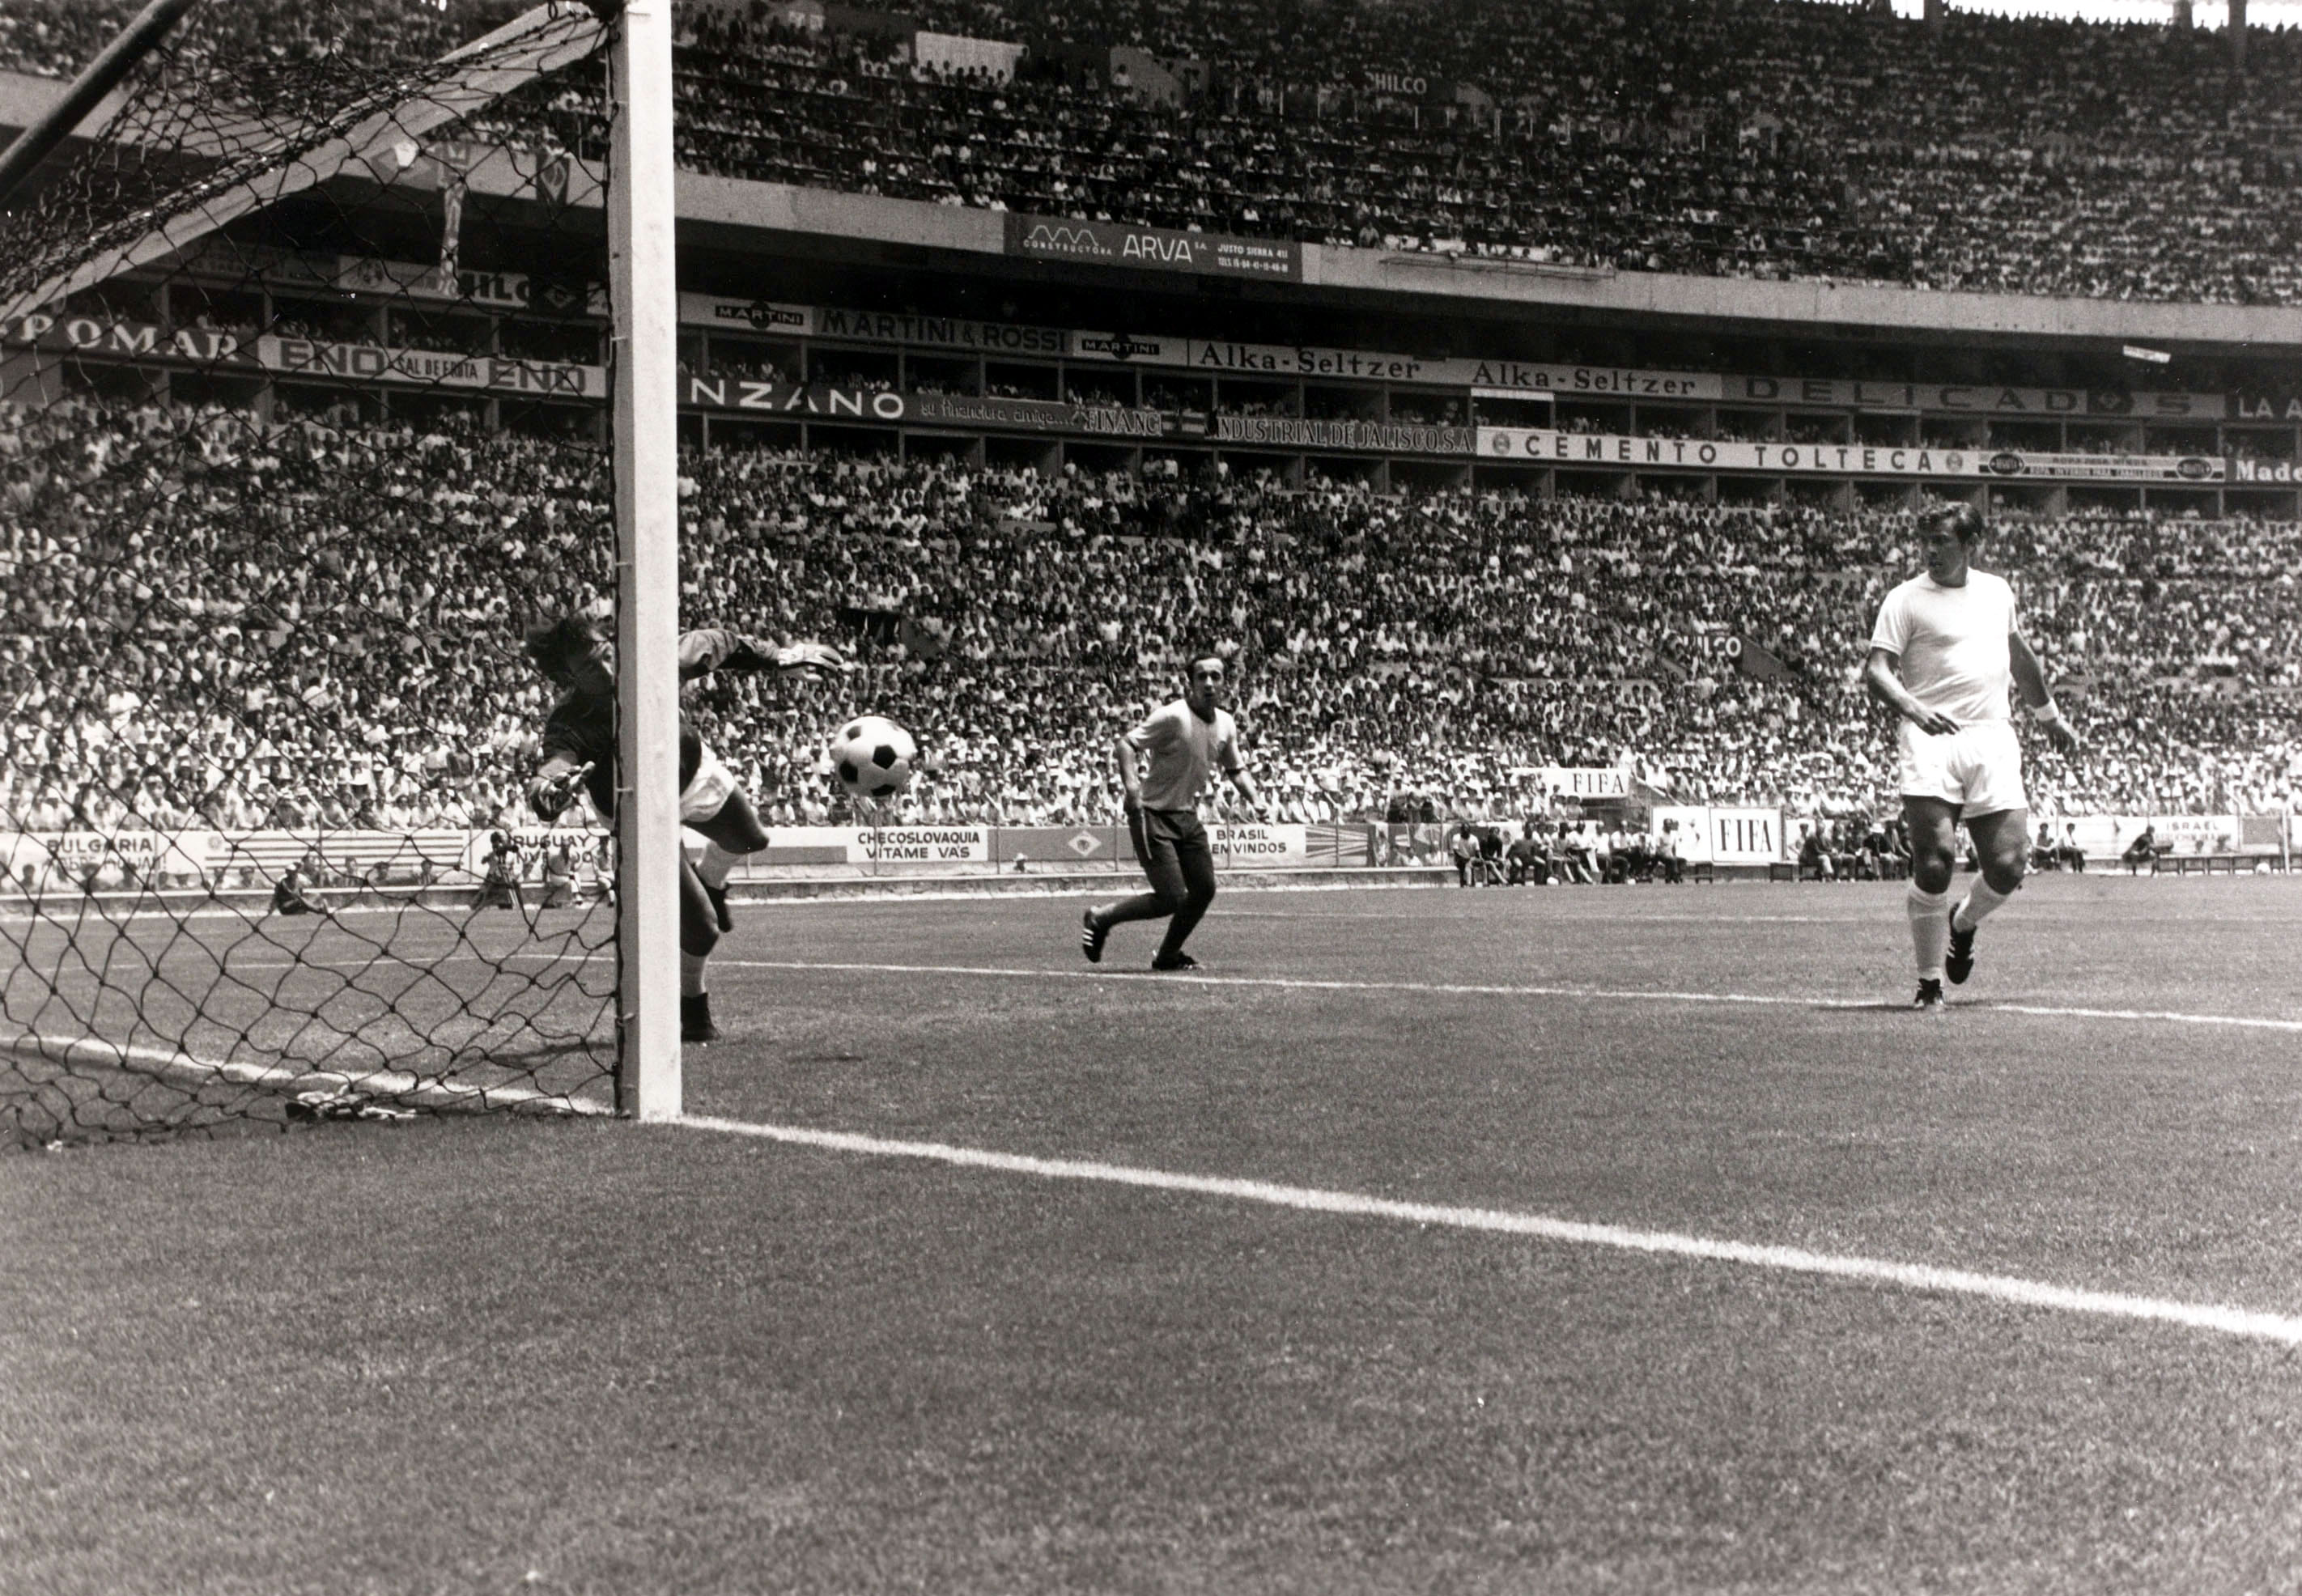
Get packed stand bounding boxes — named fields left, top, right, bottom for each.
left=6, top=401, right=2300, bottom=881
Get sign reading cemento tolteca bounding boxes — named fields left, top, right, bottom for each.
left=1476, top=428, right=2224, bottom=482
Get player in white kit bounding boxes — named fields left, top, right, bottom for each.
left=1863, top=504, right=2079, bottom=1010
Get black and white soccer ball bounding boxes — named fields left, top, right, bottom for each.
left=830, top=715, right=918, bottom=799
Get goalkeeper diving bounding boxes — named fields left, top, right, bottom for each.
left=522, top=605, right=848, bottom=1041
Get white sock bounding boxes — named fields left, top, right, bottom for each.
left=697, top=841, right=740, bottom=890
left=681, top=950, right=707, bottom=997
left=1954, top=878, right=2012, bottom=933
left=1906, top=886, right=1950, bottom=981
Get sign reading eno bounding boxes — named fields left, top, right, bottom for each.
left=1477, top=428, right=2226, bottom=482
left=1004, top=213, right=1302, bottom=282
left=258, top=337, right=603, bottom=397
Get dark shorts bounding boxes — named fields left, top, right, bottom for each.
left=1129, top=805, right=1215, bottom=902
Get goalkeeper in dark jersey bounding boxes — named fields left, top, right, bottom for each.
left=522, top=607, right=846, bottom=1042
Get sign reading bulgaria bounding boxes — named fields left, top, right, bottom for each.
left=1004, top=213, right=1301, bottom=281
left=1476, top=428, right=2225, bottom=482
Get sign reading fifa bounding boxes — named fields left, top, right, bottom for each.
left=1709, top=808, right=1782, bottom=865
left=1539, top=766, right=1631, bottom=798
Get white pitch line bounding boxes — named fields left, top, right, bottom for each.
left=677, top=1114, right=2302, bottom=1348
left=4, top=1032, right=612, bottom=1116
left=721, top=958, right=2302, bottom=1034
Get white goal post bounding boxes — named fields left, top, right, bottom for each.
left=608, top=0, right=682, bottom=1119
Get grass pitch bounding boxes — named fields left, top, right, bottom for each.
left=7, top=874, right=2301, bottom=1594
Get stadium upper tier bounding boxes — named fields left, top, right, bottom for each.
left=9, top=0, right=2302, bottom=305
left=3, top=404, right=2296, bottom=839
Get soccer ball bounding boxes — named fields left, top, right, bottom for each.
left=830, top=715, right=918, bottom=798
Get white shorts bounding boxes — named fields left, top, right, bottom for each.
left=679, top=748, right=739, bottom=824
left=1897, top=719, right=2027, bottom=817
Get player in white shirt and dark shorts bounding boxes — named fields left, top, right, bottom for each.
left=1080, top=649, right=1268, bottom=972
left=1864, top=503, right=2079, bottom=1011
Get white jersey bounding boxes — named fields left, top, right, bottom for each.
left=1125, top=699, right=1241, bottom=812
left=1869, top=568, right=2020, bottom=727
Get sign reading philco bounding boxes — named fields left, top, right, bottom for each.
left=1004, top=213, right=1301, bottom=281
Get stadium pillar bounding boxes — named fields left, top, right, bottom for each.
left=609, top=0, right=682, bottom=1120
left=1922, top=0, right=1945, bottom=30
left=2229, top=0, right=2247, bottom=67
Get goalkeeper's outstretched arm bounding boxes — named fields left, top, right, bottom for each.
left=678, top=629, right=850, bottom=681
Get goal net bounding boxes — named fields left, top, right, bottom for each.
left=1, top=1, right=628, bottom=1144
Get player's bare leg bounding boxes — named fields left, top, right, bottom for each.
left=1945, top=807, right=2030, bottom=986
left=1901, top=796, right=1963, bottom=1010
left=691, top=790, right=769, bottom=935
left=677, top=855, right=723, bottom=1042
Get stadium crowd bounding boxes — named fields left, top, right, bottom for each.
left=5, top=401, right=2299, bottom=870
left=8, top=1, right=2302, bottom=303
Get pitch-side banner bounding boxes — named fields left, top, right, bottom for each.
left=1708, top=808, right=1784, bottom=865
left=1476, top=428, right=2225, bottom=482
left=3, top=830, right=221, bottom=882
left=1005, top=213, right=1301, bottom=282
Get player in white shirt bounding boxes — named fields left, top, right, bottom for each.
left=1080, top=650, right=1267, bottom=972
left=1863, top=504, right=2079, bottom=1010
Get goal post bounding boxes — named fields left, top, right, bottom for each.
left=606, top=0, right=682, bottom=1120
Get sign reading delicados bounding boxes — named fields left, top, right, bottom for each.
left=1003, top=213, right=1302, bottom=282
left=1726, top=376, right=2223, bottom=418
left=1476, top=428, right=2227, bottom=482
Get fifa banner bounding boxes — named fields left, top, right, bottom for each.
left=1210, top=415, right=1475, bottom=455
left=1476, top=429, right=2225, bottom=483
left=1538, top=766, right=1631, bottom=799
left=1708, top=807, right=1785, bottom=865
left=257, top=337, right=603, bottom=399
left=1004, top=213, right=1302, bottom=282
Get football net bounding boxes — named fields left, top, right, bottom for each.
left=0, top=0, right=628, bottom=1145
